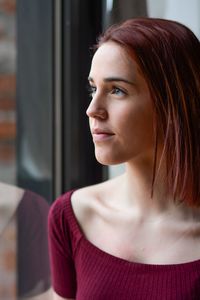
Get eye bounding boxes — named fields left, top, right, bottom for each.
left=111, top=87, right=126, bottom=96
left=87, top=85, right=96, bottom=98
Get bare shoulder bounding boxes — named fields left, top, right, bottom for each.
left=71, top=175, right=124, bottom=226
left=71, top=180, right=109, bottom=220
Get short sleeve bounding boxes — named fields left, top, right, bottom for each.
left=48, top=194, right=77, bottom=298
left=17, top=190, right=51, bottom=298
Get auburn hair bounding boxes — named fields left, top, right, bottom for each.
left=96, top=18, right=200, bottom=206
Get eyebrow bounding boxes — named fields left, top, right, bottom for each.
left=88, top=76, right=135, bottom=86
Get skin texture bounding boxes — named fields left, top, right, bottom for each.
left=53, top=41, right=200, bottom=299
left=74, top=42, right=200, bottom=263
left=87, top=42, right=155, bottom=166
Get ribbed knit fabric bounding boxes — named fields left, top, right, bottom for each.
left=48, top=190, right=200, bottom=300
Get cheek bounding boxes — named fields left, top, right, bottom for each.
left=118, top=106, right=154, bottom=145
left=117, top=105, right=152, bottom=130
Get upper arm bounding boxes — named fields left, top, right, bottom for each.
left=48, top=195, right=77, bottom=298
left=18, top=191, right=51, bottom=297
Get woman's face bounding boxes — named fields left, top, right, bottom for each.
left=87, top=41, right=155, bottom=166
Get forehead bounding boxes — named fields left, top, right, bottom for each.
left=89, top=42, right=140, bottom=81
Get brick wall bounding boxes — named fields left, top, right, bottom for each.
left=0, top=217, right=16, bottom=300
left=0, top=0, right=16, bottom=184
left=0, top=0, right=17, bottom=299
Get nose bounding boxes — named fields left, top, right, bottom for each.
left=86, top=96, right=107, bottom=119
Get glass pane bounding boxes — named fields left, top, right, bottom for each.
left=16, top=0, right=53, bottom=202
left=103, top=0, right=147, bottom=28
left=0, top=1, right=17, bottom=298
left=0, top=0, right=16, bottom=185
left=0, top=1, right=52, bottom=299
left=147, top=0, right=200, bottom=38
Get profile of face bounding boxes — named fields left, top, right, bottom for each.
left=87, top=42, right=155, bottom=166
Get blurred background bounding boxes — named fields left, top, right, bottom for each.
left=0, top=0, right=199, bottom=298
left=0, top=0, right=199, bottom=202
left=0, top=0, right=16, bottom=185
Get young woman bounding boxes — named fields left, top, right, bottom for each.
left=48, top=18, right=200, bottom=299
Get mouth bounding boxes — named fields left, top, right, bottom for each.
left=91, top=128, right=115, bottom=142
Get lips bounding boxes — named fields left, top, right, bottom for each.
left=91, top=128, right=113, bottom=135
left=91, top=128, right=114, bottom=142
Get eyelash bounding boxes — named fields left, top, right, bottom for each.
left=87, top=85, right=126, bottom=98
left=111, top=87, right=126, bottom=96
left=87, top=85, right=96, bottom=98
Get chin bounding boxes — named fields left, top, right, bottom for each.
left=95, top=150, right=126, bottom=166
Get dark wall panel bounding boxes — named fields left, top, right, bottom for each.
left=16, top=0, right=53, bottom=202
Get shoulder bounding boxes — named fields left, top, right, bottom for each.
left=49, top=190, right=74, bottom=217
left=0, top=181, right=24, bottom=211
left=48, top=190, right=75, bottom=236
left=70, top=175, right=124, bottom=227
left=71, top=180, right=110, bottom=213
left=18, top=190, right=49, bottom=239
left=49, top=175, right=123, bottom=232
left=19, top=190, right=49, bottom=216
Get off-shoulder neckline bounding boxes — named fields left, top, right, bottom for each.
left=65, top=189, right=200, bottom=271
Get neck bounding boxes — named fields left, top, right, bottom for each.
left=117, top=158, right=182, bottom=221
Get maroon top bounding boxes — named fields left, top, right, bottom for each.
left=48, top=190, right=200, bottom=299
